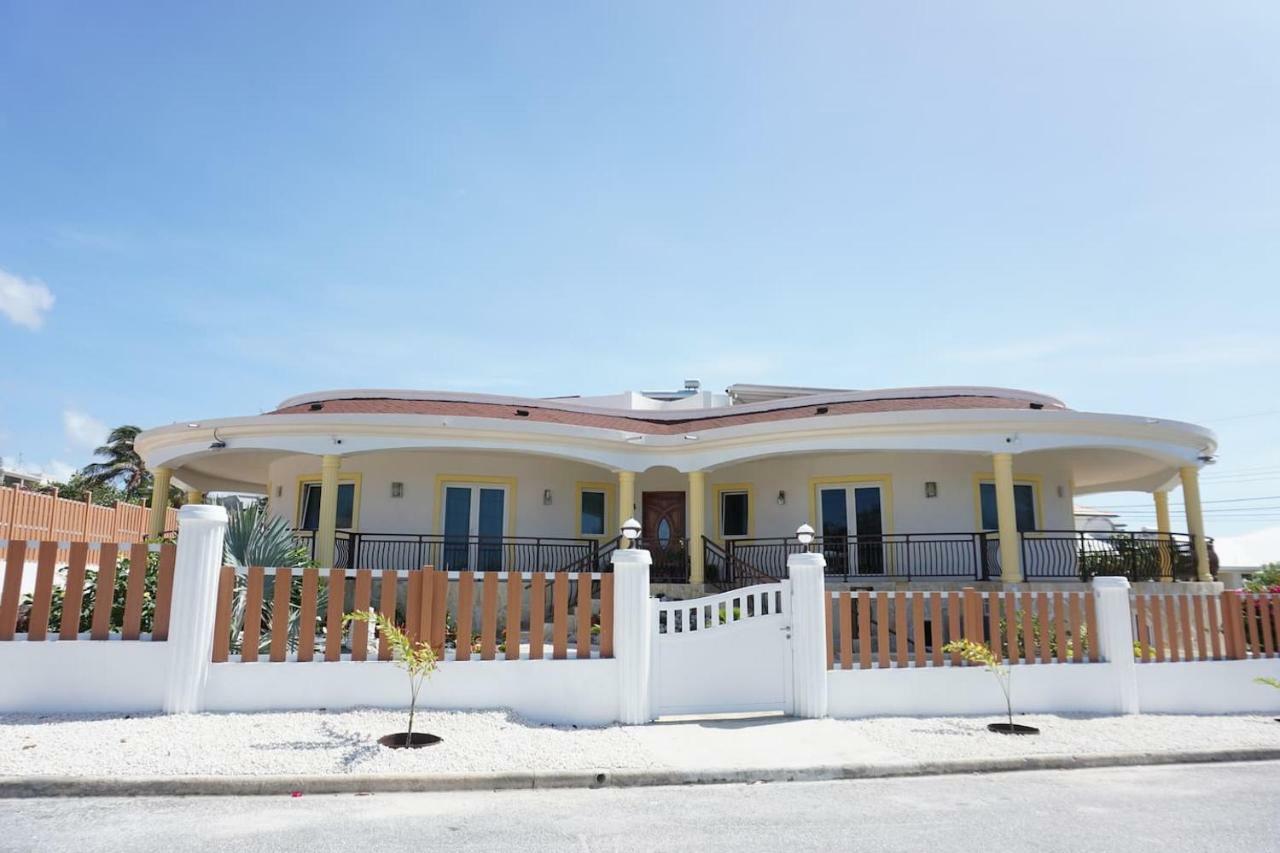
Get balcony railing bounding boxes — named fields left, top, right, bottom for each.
left=293, top=531, right=601, bottom=573
left=718, top=531, right=1216, bottom=583
left=290, top=529, right=1216, bottom=583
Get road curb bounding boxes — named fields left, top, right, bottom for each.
left=3, top=748, right=1279, bottom=798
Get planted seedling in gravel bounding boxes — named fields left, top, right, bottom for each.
left=345, top=609, right=441, bottom=748
left=1256, top=676, right=1280, bottom=722
left=942, top=639, right=1039, bottom=736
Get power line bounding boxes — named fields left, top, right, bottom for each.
left=1087, top=494, right=1280, bottom=508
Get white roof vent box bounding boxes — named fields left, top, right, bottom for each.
left=641, top=379, right=702, bottom=402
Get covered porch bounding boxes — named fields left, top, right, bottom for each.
left=142, top=443, right=1216, bottom=589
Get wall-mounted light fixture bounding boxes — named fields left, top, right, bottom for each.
left=1056, top=485, right=1065, bottom=498
left=391, top=482, right=404, bottom=499
left=925, top=481, right=938, bottom=498
left=776, top=490, right=786, bottom=505
left=275, top=485, right=283, bottom=498
left=543, top=488, right=553, bottom=505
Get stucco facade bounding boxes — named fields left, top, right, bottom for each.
left=135, top=382, right=1218, bottom=585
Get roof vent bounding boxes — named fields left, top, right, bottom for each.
left=309, top=402, right=324, bottom=411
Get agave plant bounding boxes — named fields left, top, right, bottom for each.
left=222, top=502, right=321, bottom=654
left=223, top=500, right=309, bottom=570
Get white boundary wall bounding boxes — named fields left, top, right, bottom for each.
left=1, top=509, right=1277, bottom=723
left=0, top=641, right=172, bottom=714
left=203, top=659, right=619, bottom=726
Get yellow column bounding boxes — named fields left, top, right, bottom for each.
left=185, top=489, right=204, bottom=506
left=992, top=453, right=1023, bottom=583
left=316, top=455, right=342, bottom=567
left=687, top=471, right=706, bottom=584
left=1153, top=490, right=1173, bottom=580
left=617, top=471, right=636, bottom=546
left=147, top=466, right=173, bottom=538
left=1179, top=466, right=1211, bottom=581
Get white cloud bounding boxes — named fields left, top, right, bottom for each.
left=0, top=268, right=55, bottom=330
left=42, top=460, right=77, bottom=482
left=1215, top=525, right=1280, bottom=567
left=0, top=456, right=75, bottom=484
left=63, top=409, right=107, bottom=450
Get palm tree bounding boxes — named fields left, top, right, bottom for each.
left=80, top=425, right=147, bottom=493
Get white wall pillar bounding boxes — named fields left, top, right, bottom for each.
left=1091, top=576, right=1139, bottom=716
left=611, top=547, right=652, bottom=725
left=163, top=503, right=229, bottom=714
left=787, top=551, right=828, bottom=719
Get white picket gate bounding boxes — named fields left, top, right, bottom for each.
left=651, top=581, right=793, bottom=717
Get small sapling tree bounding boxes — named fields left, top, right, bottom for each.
left=346, top=609, right=438, bottom=744
left=943, top=639, right=1015, bottom=731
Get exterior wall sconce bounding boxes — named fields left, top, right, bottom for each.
left=543, top=488, right=553, bottom=505
left=391, top=482, right=404, bottom=499
left=776, top=490, right=786, bottom=505
left=275, top=485, right=283, bottom=498
left=1057, top=485, right=1065, bottom=498
left=925, top=481, right=938, bottom=498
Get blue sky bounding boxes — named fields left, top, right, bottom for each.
left=1, top=2, right=1277, bottom=550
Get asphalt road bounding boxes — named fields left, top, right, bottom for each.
left=2, top=761, right=1278, bottom=853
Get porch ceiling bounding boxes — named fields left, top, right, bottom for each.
left=169, top=449, right=282, bottom=494
left=1036, top=447, right=1186, bottom=494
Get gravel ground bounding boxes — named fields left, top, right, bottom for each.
left=1, top=710, right=1277, bottom=778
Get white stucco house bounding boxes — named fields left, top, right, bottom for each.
left=134, top=381, right=1218, bottom=588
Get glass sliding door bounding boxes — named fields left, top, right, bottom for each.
left=442, top=484, right=507, bottom=571
left=819, top=487, right=850, bottom=574
left=853, top=486, right=885, bottom=573
left=818, top=483, right=886, bottom=575
left=476, top=488, right=505, bottom=571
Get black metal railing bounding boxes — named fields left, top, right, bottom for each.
left=1018, top=530, right=1211, bottom=582
left=292, top=530, right=600, bottom=573
left=291, top=528, right=1217, bottom=583
left=716, top=531, right=1217, bottom=583
left=636, top=536, right=690, bottom=583
left=725, top=533, right=988, bottom=581
left=704, top=537, right=780, bottom=590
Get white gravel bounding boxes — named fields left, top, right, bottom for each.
left=1, top=710, right=1277, bottom=778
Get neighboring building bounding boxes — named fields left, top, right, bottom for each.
left=134, top=382, right=1218, bottom=586
left=1073, top=505, right=1124, bottom=535
left=0, top=467, right=43, bottom=489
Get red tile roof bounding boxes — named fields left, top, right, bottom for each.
left=269, top=394, right=1057, bottom=435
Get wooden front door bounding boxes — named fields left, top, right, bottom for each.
left=642, top=491, right=688, bottom=581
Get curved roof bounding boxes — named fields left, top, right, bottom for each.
left=268, top=386, right=1067, bottom=435
left=136, top=384, right=1215, bottom=496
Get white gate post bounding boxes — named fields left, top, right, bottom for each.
left=787, top=551, right=829, bottom=719
left=612, top=547, right=653, bottom=725
left=162, top=503, right=229, bottom=714
left=1091, top=576, right=1140, bottom=716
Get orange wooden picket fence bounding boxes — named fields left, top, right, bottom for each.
left=1133, top=591, right=1280, bottom=663
left=0, top=538, right=177, bottom=641
left=0, top=486, right=176, bottom=564
left=214, top=567, right=615, bottom=664
left=825, top=588, right=1100, bottom=670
